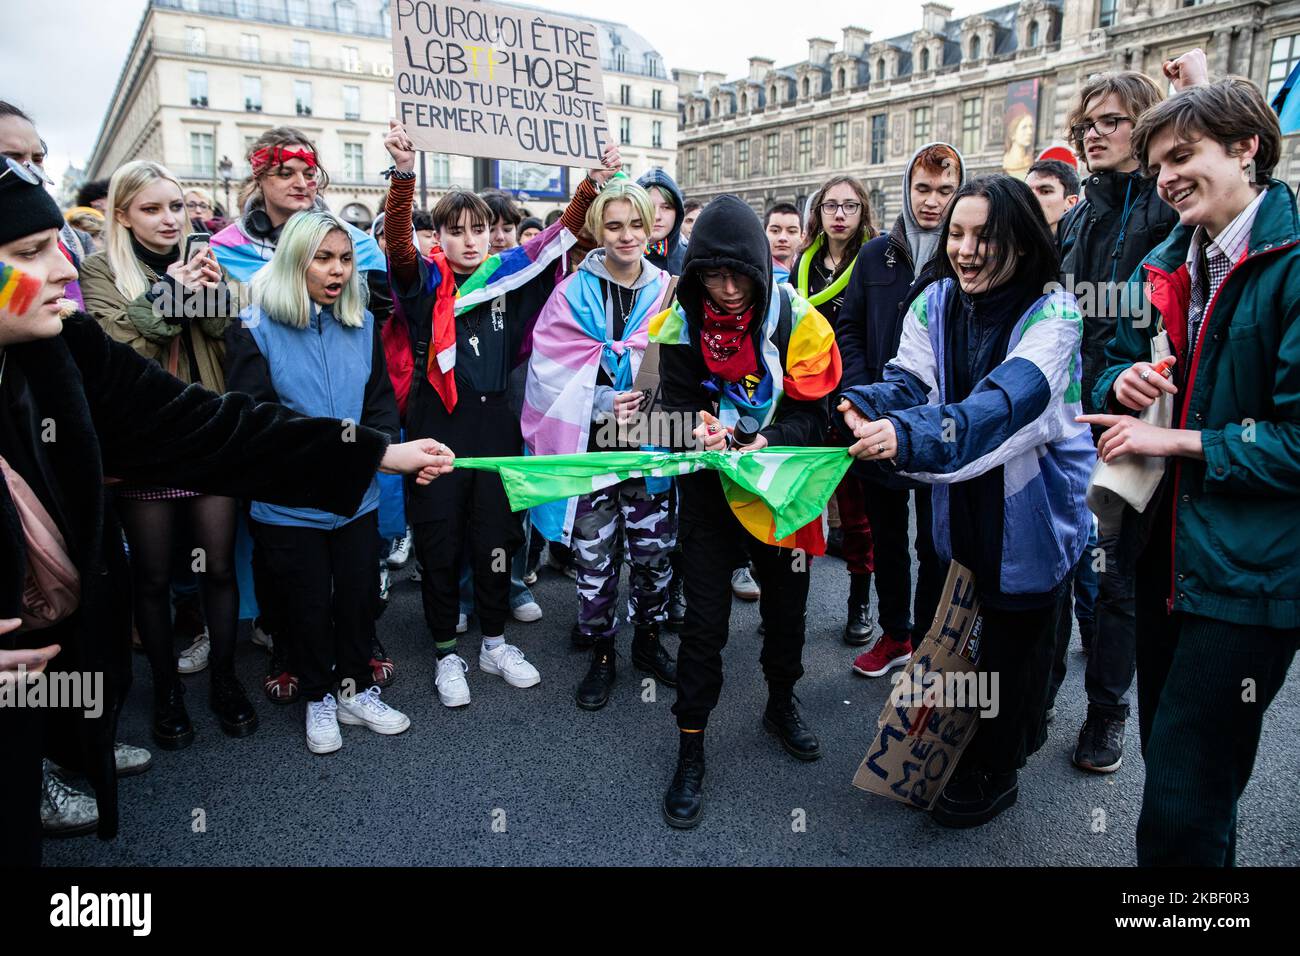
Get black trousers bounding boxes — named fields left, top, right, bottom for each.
left=251, top=513, right=379, bottom=703
left=959, top=594, right=1064, bottom=776
left=1084, top=502, right=1140, bottom=718
left=1132, top=502, right=1300, bottom=865
left=672, top=472, right=811, bottom=731
left=0, top=704, right=46, bottom=866
left=409, top=391, right=524, bottom=644
left=862, top=480, right=945, bottom=643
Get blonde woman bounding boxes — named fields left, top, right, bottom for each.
left=226, top=211, right=412, bottom=755
left=80, top=160, right=250, bottom=750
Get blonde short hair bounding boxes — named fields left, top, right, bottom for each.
left=584, top=179, right=655, bottom=244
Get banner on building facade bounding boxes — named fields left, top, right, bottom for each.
left=390, top=0, right=610, bottom=165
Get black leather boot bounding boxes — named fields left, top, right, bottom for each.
left=763, top=683, right=821, bottom=761
left=842, top=572, right=877, bottom=646
left=210, top=671, right=259, bottom=738
left=153, top=681, right=194, bottom=751
left=665, top=576, right=686, bottom=632
left=631, top=623, right=677, bottom=686
left=575, top=639, right=616, bottom=711
left=570, top=622, right=595, bottom=650
left=662, top=731, right=706, bottom=828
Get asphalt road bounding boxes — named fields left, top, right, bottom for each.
left=44, top=551, right=1300, bottom=867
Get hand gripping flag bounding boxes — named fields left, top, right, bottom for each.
left=454, top=447, right=853, bottom=547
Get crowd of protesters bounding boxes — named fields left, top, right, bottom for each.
left=3, top=44, right=1298, bottom=867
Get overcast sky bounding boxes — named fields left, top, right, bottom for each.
left=0, top=0, right=985, bottom=187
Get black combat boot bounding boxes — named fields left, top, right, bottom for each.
left=842, top=572, right=877, bottom=646
left=662, top=731, right=706, bottom=828
left=575, top=638, right=617, bottom=711
left=762, top=682, right=821, bottom=761
left=153, top=680, right=194, bottom=750
left=631, top=623, right=677, bottom=686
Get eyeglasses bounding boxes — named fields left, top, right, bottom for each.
left=699, top=269, right=746, bottom=290
left=186, top=200, right=212, bottom=211
left=820, top=201, right=862, bottom=216
left=1070, top=115, right=1133, bottom=143
left=1, top=156, right=54, bottom=186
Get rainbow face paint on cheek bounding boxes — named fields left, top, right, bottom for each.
left=0, top=261, right=44, bottom=315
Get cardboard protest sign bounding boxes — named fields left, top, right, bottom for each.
left=852, top=561, right=984, bottom=810
left=391, top=0, right=609, bottom=165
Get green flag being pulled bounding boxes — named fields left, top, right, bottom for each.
left=454, top=447, right=853, bottom=548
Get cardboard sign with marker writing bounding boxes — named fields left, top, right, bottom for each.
left=391, top=0, right=609, bottom=165
left=852, top=561, right=983, bottom=810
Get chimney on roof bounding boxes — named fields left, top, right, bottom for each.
left=842, top=27, right=871, bottom=57
left=748, top=56, right=775, bottom=83
left=672, top=68, right=701, bottom=97
left=701, top=71, right=726, bottom=89
left=808, top=37, right=835, bottom=66
left=921, top=3, right=953, bottom=34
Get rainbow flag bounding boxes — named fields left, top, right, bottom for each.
left=0, top=262, right=43, bottom=315
left=456, top=447, right=852, bottom=548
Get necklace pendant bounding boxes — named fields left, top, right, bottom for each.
left=468, top=334, right=481, bottom=357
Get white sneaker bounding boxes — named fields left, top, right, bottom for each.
left=41, top=762, right=99, bottom=836
left=305, top=694, right=342, bottom=754
left=113, top=742, right=153, bottom=777
left=387, top=528, right=413, bottom=568
left=337, top=685, right=411, bottom=735
left=456, top=613, right=468, bottom=634
left=177, top=631, right=211, bottom=674
left=731, top=566, right=761, bottom=601
left=512, top=600, right=543, bottom=623
left=435, top=654, right=471, bottom=707
left=479, top=642, right=540, bottom=688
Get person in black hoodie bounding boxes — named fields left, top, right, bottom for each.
left=835, top=142, right=964, bottom=678
left=1053, top=57, right=1204, bottom=775
left=636, top=168, right=687, bottom=276
left=651, top=195, right=841, bottom=829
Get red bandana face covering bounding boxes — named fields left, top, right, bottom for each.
left=250, top=146, right=319, bottom=175
left=700, top=298, right=757, bottom=383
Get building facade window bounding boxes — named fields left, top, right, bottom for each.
left=711, top=144, right=722, bottom=182
left=429, top=153, right=450, bottom=187
left=1268, top=34, right=1300, bottom=100
left=615, top=50, right=626, bottom=71
left=920, top=48, right=930, bottom=72
left=343, top=85, right=361, bottom=120
left=342, top=45, right=360, bottom=71
left=335, top=1, right=357, bottom=33
left=236, top=0, right=257, bottom=17
left=1028, top=21, right=1040, bottom=48
left=870, top=113, right=886, bottom=164
left=769, top=84, right=778, bottom=106
left=869, top=188, right=884, bottom=224
left=686, top=149, right=696, bottom=184
left=801, top=77, right=810, bottom=98
left=294, top=80, right=313, bottom=116
left=961, top=97, right=982, bottom=155
left=239, top=33, right=259, bottom=61
left=343, top=142, right=364, bottom=181
left=243, top=75, right=262, bottom=112
left=619, top=84, right=630, bottom=105
left=190, top=131, right=215, bottom=174
left=185, top=27, right=205, bottom=55
left=797, top=127, right=812, bottom=172
left=288, top=0, right=308, bottom=26
left=876, top=58, right=886, bottom=83
left=912, top=106, right=932, bottom=148
left=970, top=35, right=981, bottom=60
left=1098, top=0, right=1117, bottom=28
left=737, top=139, right=749, bottom=179
left=832, top=121, right=847, bottom=169
left=292, top=39, right=311, bottom=67
left=188, top=70, right=208, bottom=107
left=838, top=68, right=846, bottom=90
left=766, top=132, right=779, bottom=174
left=651, top=120, right=663, bottom=148
left=619, top=116, right=631, bottom=145
left=652, top=88, right=662, bottom=110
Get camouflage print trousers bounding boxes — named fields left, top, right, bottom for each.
left=571, top=477, right=676, bottom=639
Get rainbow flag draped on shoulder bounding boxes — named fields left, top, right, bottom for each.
left=415, top=217, right=576, bottom=414
left=647, top=284, right=842, bottom=551
left=456, top=447, right=853, bottom=547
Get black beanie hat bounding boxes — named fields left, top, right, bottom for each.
left=0, top=171, right=65, bottom=247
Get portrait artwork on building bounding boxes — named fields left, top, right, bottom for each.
left=1001, top=78, right=1040, bottom=181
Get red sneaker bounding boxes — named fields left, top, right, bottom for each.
left=852, top=634, right=913, bottom=678
left=370, top=656, right=396, bottom=688
left=263, top=668, right=299, bottom=704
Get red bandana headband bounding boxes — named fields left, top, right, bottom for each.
left=250, top=146, right=319, bottom=175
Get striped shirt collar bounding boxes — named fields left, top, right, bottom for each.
left=1186, top=187, right=1267, bottom=277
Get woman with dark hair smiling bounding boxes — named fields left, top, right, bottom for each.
left=839, top=175, right=1093, bottom=827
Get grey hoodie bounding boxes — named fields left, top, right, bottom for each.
left=900, top=141, right=967, bottom=271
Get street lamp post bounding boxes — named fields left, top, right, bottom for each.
left=218, top=155, right=233, bottom=219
